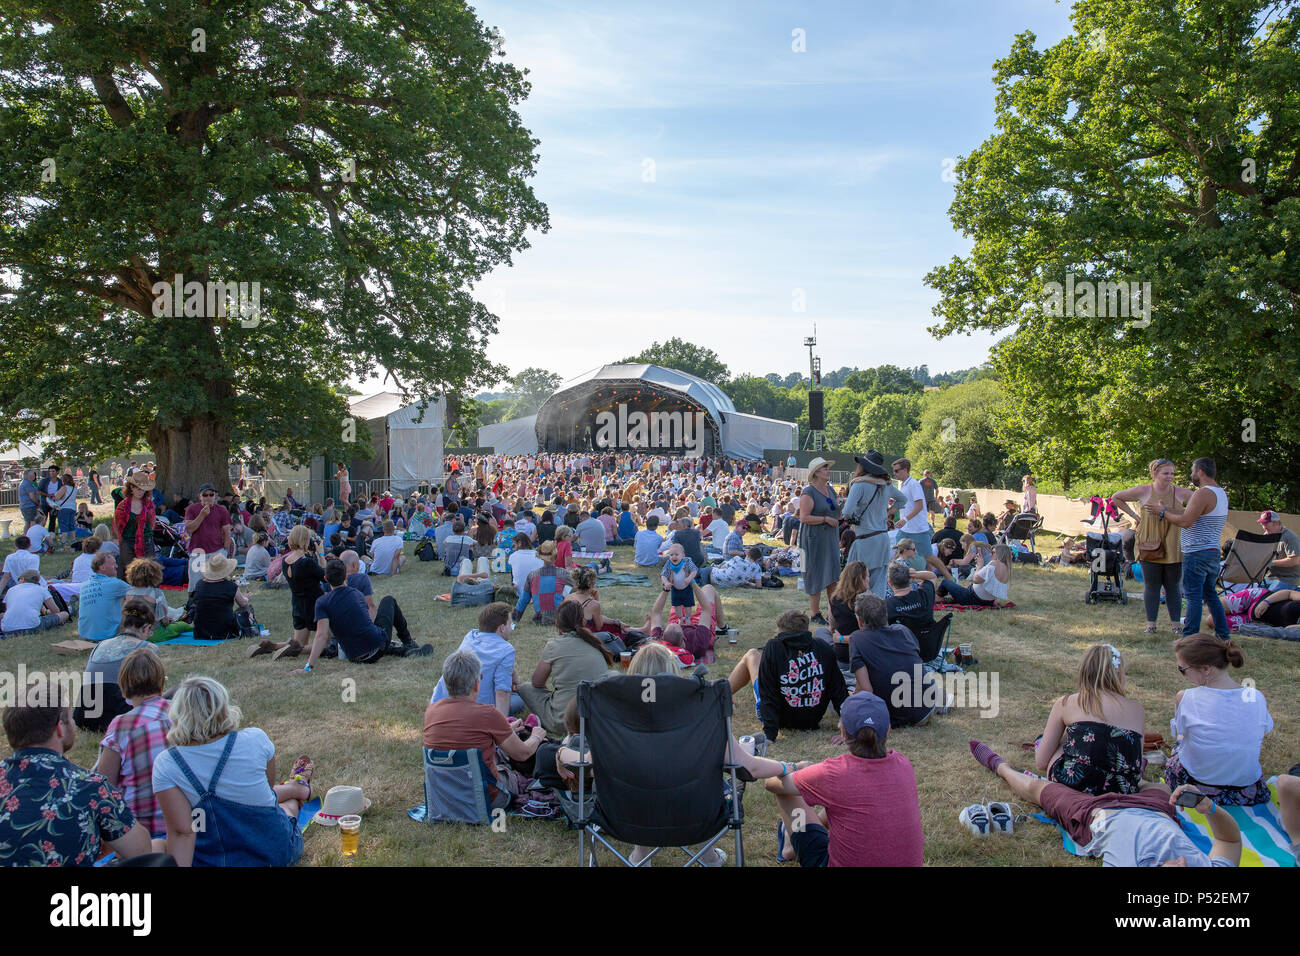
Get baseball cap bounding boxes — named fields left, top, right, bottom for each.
left=840, top=692, right=891, bottom=742
left=198, top=483, right=216, bottom=493
left=1258, top=510, right=1281, bottom=525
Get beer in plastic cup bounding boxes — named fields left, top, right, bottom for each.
left=619, top=651, right=632, bottom=668
left=339, top=814, right=361, bottom=857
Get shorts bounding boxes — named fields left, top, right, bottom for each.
left=751, top=680, right=761, bottom=720
left=669, top=584, right=695, bottom=608
left=908, top=529, right=933, bottom=559
left=19, top=506, right=37, bottom=524
left=788, top=822, right=830, bottom=867
left=291, top=593, right=317, bottom=631
left=1038, top=783, right=1176, bottom=846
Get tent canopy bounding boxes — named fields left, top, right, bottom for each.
left=478, top=415, right=538, bottom=455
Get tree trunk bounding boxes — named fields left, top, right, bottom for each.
left=149, top=415, right=231, bottom=500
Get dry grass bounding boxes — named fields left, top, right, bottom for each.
left=2, top=534, right=1297, bottom=867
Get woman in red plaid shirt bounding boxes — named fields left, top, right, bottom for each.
left=94, top=647, right=171, bottom=838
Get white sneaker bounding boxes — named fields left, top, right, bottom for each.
left=700, top=847, right=727, bottom=867
left=986, top=801, right=1014, bottom=834
left=958, top=804, right=992, bottom=836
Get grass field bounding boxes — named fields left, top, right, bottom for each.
left=2, top=526, right=1297, bottom=867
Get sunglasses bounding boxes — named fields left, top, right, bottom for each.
left=1176, top=664, right=1191, bottom=675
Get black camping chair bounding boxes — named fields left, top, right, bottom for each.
left=557, top=672, right=746, bottom=867
left=1217, top=530, right=1282, bottom=594
left=917, top=612, right=954, bottom=665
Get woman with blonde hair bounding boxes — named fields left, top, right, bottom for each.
left=151, top=676, right=310, bottom=866
left=937, top=543, right=1013, bottom=607
left=268, top=524, right=324, bottom=659
left=1035, top=644, right=1146, bottom=795
left=1111, top=458, right=1194, bottom=635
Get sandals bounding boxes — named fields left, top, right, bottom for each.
left=271, top=641, right=303, bottom=660
left=1143, top=623, right=1157, bottom=634
left=247, top=639, right=277, bottom=658
left=284, top=755, right=314, bottom=801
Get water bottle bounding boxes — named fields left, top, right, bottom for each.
left=797, top=575, right=804, bottom=590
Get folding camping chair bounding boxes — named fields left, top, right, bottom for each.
left=419, top=747, right=496, bottom=825
left=1218, top=530, right=1282, bottom=594
left=558, top=672, right=746, bottom=867
left=917, top=612, right=954, bottom=666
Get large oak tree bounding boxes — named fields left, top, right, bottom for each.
left=926, top=0, right=1300, bottom=507
left=0, top=0, right=548, bottom=494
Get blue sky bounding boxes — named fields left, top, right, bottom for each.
left=466, top=0, right=1076, bottom=383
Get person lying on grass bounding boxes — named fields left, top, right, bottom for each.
left=767, top=691, right=923, bottom=867
left=969, top=740, right=1240, bottom=867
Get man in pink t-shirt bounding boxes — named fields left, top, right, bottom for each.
left=766, top=692, right=924, bottom=867
left=183, top=483, right=232, bottom=590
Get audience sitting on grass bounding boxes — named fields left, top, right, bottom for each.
left=78, top=551, right=131, bottom=641
left=702, top=545, right=765, bottom=589
left=633, top=515, right=664, bottom=566
left=424, top=649, right=546, bottom=812
left=1035, top=644, right=1145, bottom=795
left=430, top=603, right=523, bottom=716
left=124, top=557, right=185, bottom=632
left=885, top=561, right=937, bottom=643
left=0, top=697, right=153, bottom=865
left=1165, top=636, right=1273, bottom=806
left=93, top=646, right=172, bottom=838
left=937, top=543, right=1013, bottom=607
left=508, top=533, right=542, bottom=592
left=768, top=691, right=924, bottom=867
left=368, top=519, right=406, bottom=575
left=283, top=559, right=431, bottom=669
left=0, top=534, right=42, bottom=598
left=516, top=600, right=616, bottom=737
left=189, top=554, right=249, bottom=642
left=514, top=540, right=571, bottom=626
left=1, top=568, right=70, bottom=637
left=244, top=532, right=273, bottom=581
left=848, top=593, right=942, bottom=728
left=969, top=740, right=1241, bottom=866
left=75, top=600, right=160, bottom=732
left=152, top=676, right=309, bottom=866
left=71, top=536, right=101, bottom=583
left=727, top=609, right=848, bottom=743
left=564, top=565, right=629, bottom=638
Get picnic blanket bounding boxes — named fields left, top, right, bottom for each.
left=595, top=572, right=652, bottom=587
left=572, top=551, right=614, bottom=562
left=935, top=601, right=1016, bottom=611
left=1035, top=777, right=1295, bottom=867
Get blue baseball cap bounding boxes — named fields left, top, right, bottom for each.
left=840, top=692, right=891, bottom=742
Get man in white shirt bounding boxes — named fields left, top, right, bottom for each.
left=368, top=520, right=406, bottom=575
left=892, top=458, right=934, bottom=559
left=702, top=516, right=730, bottom=553
left=634, top=517, right=665, bottom=567
left=1, top=570, right=69, bottom=635
left=514, top=511, right=536, bottom=542
left=0, top=535, right=42, bottom=596
left=25, top=522, right=51, bottom=555
left=508, top=537, right=543, bottom=593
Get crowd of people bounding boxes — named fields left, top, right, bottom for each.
left=2, top=449, right=1298, bottom=869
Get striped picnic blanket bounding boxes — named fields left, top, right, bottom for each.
left=1036, top=777, right=1295, bottom=866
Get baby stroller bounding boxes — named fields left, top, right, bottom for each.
left=1084, top=511, right=1127, bottom=605
left=998, top=512, right=1044, bottom=562
left=153, top=520, right=188, bottom=559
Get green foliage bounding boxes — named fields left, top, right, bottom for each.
left=852, top=393, right=921, bottom=460
left=0, top=0, right=548, bottom=489
left=823, top=387, right=869, bottom=449
left=620, top=338, right=730, bottom=386
left=925, top=0, right=1300, bottom=508
left=843, top=364, right=924, bottom=399
left=906, top=379, right=1024, bottom=488
left=505, top=367, right=562, bottom=418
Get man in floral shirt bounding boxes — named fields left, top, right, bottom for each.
left=1, top=703, right=150, bottom=865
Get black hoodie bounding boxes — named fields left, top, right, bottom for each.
left=756, top=630, right=848, bottom=741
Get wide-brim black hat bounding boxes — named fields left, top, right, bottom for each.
left=854, top=455, right=889, bottom=478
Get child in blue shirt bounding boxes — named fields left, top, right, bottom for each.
left=660, top=543, right=698, bottom=610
